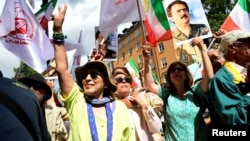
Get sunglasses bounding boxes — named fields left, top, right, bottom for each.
left=82, top=71, right=101, bottom=79
left=170, top=67, right=184, bottom=73
left=115, top=77, right=132, bottom=84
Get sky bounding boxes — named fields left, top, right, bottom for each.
left=0, top=0, right=131, bottom=78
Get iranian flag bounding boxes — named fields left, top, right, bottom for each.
left=143, top=0, right=172, bottom=47
left=35, top=0, right=57, bottom=30
left=221, top=0, right=250, bottom=32
left=125, top=58, right=141, bottom=88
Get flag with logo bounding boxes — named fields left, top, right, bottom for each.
left=0, top=1, right=15, bottom=37
left=143, top=0, right=172, bottom=47
left=0, top=0, right=54, bottom=73
left=35, top=0, right=57, bottom=30
left=125, top=58, right=141, bottom=88
left=221, top=0, right=250, bottom=32
left=99, top=0, right=144, bottom=39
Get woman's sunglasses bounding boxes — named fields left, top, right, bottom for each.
left=170, top=67, right=184, bottom=73
left=115, top=77, right=132, bottom=84
left=82, top=71, right=101, bottom=79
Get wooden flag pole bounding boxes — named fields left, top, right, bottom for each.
left=136, top=0, right=162, bottom=85
left=136, top=0, right=147, bottom=43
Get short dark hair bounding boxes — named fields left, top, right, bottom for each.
left=166, top=0, right=189, bottom=17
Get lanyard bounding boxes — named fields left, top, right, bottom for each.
left=87, top=102, right=113, bottom=141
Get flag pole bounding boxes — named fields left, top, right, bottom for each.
left=136, top=0, right=147, bottom=43
left=207, top=38, right=216, bottom=50
left=136, top=0, right=147, bottom=86
left=136, top=0, right=162, bottom=84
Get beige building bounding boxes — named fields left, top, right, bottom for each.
left=109, top=22, right=204, bottom=85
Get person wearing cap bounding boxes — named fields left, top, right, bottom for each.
left=18, top=73, right=52, bottom=108
left=0, top=77, right=51, bottom=141
left=18, top=73, right=68, bottom=141
left=209, top=30, right=250, bottom=125
left=51, top=5, right=134, bottom=141
left=111, top=66, right=163, bottom=141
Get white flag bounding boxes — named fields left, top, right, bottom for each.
left=71, top=31, right=83, bottom=81
left=99, top=0, right=144, bottom=39
left=0, top=0, right=54, bottom=73
left=0, top=1, right=15, bottom=37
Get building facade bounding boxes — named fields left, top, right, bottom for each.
left=110, top=22, right=204, bottom=86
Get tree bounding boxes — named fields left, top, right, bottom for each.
left=201, top=0, right=237, bottom=32
left=13, top=62, right=36, bottom=80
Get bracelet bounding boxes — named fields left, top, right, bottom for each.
left=53, top=39, right=65, bottom=44
left=53, top=32, right=65, bottom=40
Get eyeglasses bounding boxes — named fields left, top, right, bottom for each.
left=82, top=71, right=101, bottom=80
left=170, top=67, right=184, bottom=73
left=115, top=77, right=132, bottom=84
left=233, top=42, right=250, bottom=49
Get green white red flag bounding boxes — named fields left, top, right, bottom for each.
left=125, top=58, right=141, bottom=88
left=221, top=0, right=250, bottom=31
left=143, top=0, right=172, bottom=47
left=35, top=0, right=57, bottom=30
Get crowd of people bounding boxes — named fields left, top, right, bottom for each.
left=1, top=1, right=250, bottom=141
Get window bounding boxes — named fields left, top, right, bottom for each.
left=150, top=63, right=155, bottom=71
left=120, top=43, right=124, bottom=48
left=128, top=48, right=132, bottom=55
left=122, top=53, right=125, bottom=60
left=158, top=43, right=164, bottom=52
left=161, top=58, right=167, bottom=67
left=136, top=41, right=141, bottom=50
left=181, top=53, right=188, bottom=63
left=134, top=30, right=139, bottom=37
left=138, top=54, right=143, bottom=63
left=127, top=36, right=130, bottom=43
left=191, top=54, right=196, bottom=62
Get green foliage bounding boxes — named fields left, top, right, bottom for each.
left=201, top=0, right=238, bottom=32
left=13, top=62, right=36, bottom=79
